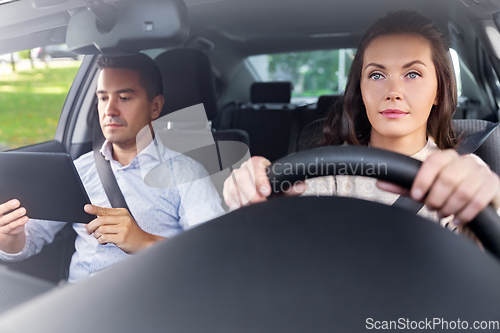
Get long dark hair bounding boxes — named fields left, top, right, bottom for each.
left=319, top=10, right=458, bottom=149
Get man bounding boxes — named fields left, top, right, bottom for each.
left=0, top=54, right=224, bottom=283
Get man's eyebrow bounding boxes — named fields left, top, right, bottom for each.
left=96, top=88, right=136, bottom=94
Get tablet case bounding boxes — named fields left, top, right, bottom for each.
left=0, top=152, right=93, bottom=223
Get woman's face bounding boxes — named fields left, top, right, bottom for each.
left=360, top=34, right=438, bottom=148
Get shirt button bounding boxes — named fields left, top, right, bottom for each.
left=98, top=248, right=104, bottom=253
left=90, top=273, right=96, bottom=277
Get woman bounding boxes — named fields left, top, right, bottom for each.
left=223, top=10, right=500, bottom=233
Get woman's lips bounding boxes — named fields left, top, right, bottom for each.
left=380, top=109, right=408, bottom=119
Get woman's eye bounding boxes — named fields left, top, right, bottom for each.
left=407, top=72, right=421, bottom=79
left=369, top=73, right=383, bottom=80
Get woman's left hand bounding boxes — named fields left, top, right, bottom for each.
left=377, top=149, right=500, bottom=225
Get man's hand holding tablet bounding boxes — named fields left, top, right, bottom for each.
left=0, top=199, right=28, bottom=254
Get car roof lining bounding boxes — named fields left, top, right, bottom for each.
left=0, top=0, right=492, bottom=54
left=188, top=0, right=467, bottom=56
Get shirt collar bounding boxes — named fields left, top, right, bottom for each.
left=139, top=136, right=166, bottom=161
left=99, top=140, right=114, bottom=162
left=99, top=136, right=166, bottom=165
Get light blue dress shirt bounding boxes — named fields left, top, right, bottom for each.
left=0, top=139, right=224, bottom=283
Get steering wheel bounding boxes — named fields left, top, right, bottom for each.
left=1, top=146, right=500, bottom=332
left=267, top=145, right=500, bottom=260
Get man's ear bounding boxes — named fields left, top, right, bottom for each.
left=151, top=95, right=165, bottom=120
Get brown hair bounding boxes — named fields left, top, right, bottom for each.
left=97, top=53, right=163, bottom=102
left=319, top=10, right=458, bottom=149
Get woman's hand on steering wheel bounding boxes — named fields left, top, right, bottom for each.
left=377, top=149, right=500, bottom=225
left=224, top=150, right=500, bottom=225
left=223, top=156, right=307, bottom=210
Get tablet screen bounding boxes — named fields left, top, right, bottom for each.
left=0, top=152, right=93, bottom=223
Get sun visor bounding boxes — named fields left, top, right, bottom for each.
left=66, top=0, right=189, bottom=56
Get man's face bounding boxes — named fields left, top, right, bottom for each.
left=96, top=68, right=162, bottom=149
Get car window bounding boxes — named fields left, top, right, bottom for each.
left=0, top=45, right=82, bottom=151
left=247, top=49, right=356, bottom=104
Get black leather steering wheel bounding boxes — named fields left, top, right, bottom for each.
left=267, top=145, right=500, bottom=260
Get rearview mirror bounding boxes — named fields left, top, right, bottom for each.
left=66, top=0, right=189, bottom=55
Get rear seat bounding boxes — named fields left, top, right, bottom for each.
left=228, top=82, right=298, bottom=162
left=295, top=94, right=342, bottom=151
left=218, top=87, right=342, bottom=161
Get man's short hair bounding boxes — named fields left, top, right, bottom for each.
left=96, top=53, right=163, bottom=102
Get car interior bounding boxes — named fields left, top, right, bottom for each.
left=0, top=0, right=500, bottom=331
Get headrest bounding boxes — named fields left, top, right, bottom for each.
left=317, top=95, right=340, bottom=112
left=250, top=82, right=292, bottom=104
left=154, top=49, right=218, bottom=120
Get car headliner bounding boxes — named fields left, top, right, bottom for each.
left=0, top=0, right=497, bottom=56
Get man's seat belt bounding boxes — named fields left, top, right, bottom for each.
left=92, top=119, right=131, bottom=211
left=392, top=121, right=500, bottom=213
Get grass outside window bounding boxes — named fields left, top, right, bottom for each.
left=0, top=60, right=81, bottom=150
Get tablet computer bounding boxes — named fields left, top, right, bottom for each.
left=0, top=152, right=94, bottom=223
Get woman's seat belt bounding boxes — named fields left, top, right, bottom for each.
left=392, top=121, right=500, bottom=213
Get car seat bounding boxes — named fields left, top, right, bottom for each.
left=154, top=49, right=250, bottom=148
left=154, top=49, right=251, bottom=206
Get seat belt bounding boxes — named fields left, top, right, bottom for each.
left=392, top=122, right=500, bottom=214
left=92, top=119, right=131, bottom=211
left=455, top=121, right=500, bottom=155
